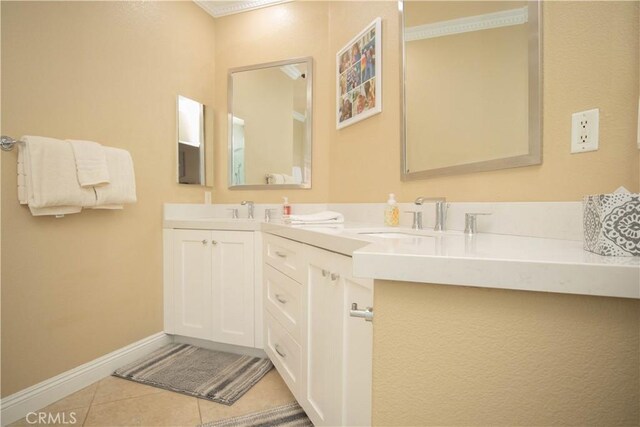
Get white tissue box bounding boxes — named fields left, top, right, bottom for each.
left=583, top=193, right=640, bottom=256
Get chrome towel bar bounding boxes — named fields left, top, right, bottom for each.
left=1, top=135, right=22, bottom=151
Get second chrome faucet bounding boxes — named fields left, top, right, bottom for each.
left=408, top=196, right=448, bottom=231
left=241, top=200, right=254, bottom=219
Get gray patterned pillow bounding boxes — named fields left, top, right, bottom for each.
left=584, top=193, right=640, bottom=256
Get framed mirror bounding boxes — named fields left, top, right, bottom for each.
left=401, top=1, right=541, bottom=179
left=228, top=57, right=313, bottom=189
left=177, top=95, right=205, bottom=185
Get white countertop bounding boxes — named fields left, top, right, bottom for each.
left=163, top=218, right=261, bottom=231
left=164, top=217, right=640, bottom=299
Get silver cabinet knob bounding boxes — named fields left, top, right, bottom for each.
left=330, top=273, right=340, bottom=281
left=321, top=269, right=329, bottom=277
left=211, top=240, right=218, bottom=245
left=274, top=344, right=286, bottom=358
left=202, top=240, right=208, bottom=245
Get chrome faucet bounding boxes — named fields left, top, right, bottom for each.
left=240, top=200, right=254, bottom=219
left=414, top=196, right=448, bottom=231
left=405, top=210, right=423, bottom=229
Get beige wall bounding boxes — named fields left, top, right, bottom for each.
left=328, top=0, right=639, bottom=202
left=212, top=1, right=331, bottom=202
left=372, top=280, right=640, bottom=426
left=212, top=1, right=637, bottom=203
left=0, top=1, right=215, bottom=396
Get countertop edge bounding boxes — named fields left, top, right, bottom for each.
left=352, top=252, right=640, bottom=299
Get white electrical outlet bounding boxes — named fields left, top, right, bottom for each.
left=571, top=108, right=599, bottom=153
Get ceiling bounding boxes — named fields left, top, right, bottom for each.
left=194, top=0, right=292, bottom=18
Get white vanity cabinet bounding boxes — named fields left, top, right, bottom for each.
left=263, top=233, right=373, bottom=427
left=165, top=228, right=255, bottom=348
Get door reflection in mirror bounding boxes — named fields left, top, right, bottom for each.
left=177, top=95, right=205, bottom=185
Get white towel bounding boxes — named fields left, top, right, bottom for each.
left=67, top=139, right=110, bottom=187
left=287, top=211, right=345, bottom=225
left=20, top=136, right=96, bottom=212
left=94, top=147, right=137, bottom=207
left=17, top=143, right=27, bottom=204
left=19, top=140, right=82, bottom=216
left=29, top=205, right=82, bottom=217
left=18, top=143, right=82, bottom=216
left=266, top=173, right=296, bottom=184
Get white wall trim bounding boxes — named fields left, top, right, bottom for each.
left=194, top=0, right=292, bottom=18
left=0, top=332, right=172, bottom=426
left=405, top=7, right=528, bottom=42
left=172, top=335, right=267, bottom=359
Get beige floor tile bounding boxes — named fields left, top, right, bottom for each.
left=45, top=383, right=98, bottom=413
left=84, top=390, right=200, bottom=427
left=198, top=369, right=296, bottom=424
left=92, top=376, right=164, bottom=405
left=9, top=407, right=89, bottom=427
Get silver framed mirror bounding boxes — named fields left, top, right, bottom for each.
left=400, top=0, right=542, bottom=180
left=228, top=57, right=313, bottom=189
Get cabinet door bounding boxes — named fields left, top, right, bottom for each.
left=338, top=256, right=374, bottom=427
left=211, top=231, right=255, bottom=347
left=172, top=229, right=213, bottom=340
left=304, top=246, right=344, bottom=427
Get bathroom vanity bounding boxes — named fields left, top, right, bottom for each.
left=162, top=209, right=375, bottom=426
left=163, top=203, right=640, bottom=426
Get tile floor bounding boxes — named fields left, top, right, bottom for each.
left=10, top=369, right=296, bottom=427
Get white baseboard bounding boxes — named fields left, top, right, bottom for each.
left=171, top=335, right=267, bottom=359
left=0, top=332, right=172, bottom=426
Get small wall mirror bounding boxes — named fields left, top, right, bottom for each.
left=401, top=1, right=541, bottom=179
left=228, top=57, right=313, bottom=189
left=177, top=95, right=205, bottom=185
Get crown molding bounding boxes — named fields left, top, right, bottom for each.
left=194, top=0, right=292, bottom=18
left=405, top=6, right=528, bottom=42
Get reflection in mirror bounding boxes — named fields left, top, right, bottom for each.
left=401, top=1, right=541, bottom=179
left=177, top=95, right=205, bottom=185
left=228, top=57, right=312, bottom=189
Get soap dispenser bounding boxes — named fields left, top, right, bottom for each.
left=282, top=197, right=291, bottom=217
left=384, top=193, right=399, bottom=226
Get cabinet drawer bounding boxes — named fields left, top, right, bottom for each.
left=265, top=312, right=301, bottom=396
left=265, top=264, right=302, bottom=341
left=263, top=234, right=305, bottom=283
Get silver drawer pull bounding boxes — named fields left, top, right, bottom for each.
left=275, top=294, right=287, bottom=304
left=321, top=269, right=329, bottom=277
left=330, top=273, right=340, bottom=281
left=274, top=344, right=286, bottom=358
left=275, top=251, right=287, bottom=258
left=350, top=303, right=374, bottom=322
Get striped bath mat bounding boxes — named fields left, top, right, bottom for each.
left=113, top=344, right=273, bottom=405
left=201, top=402, right=313, bottom=427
